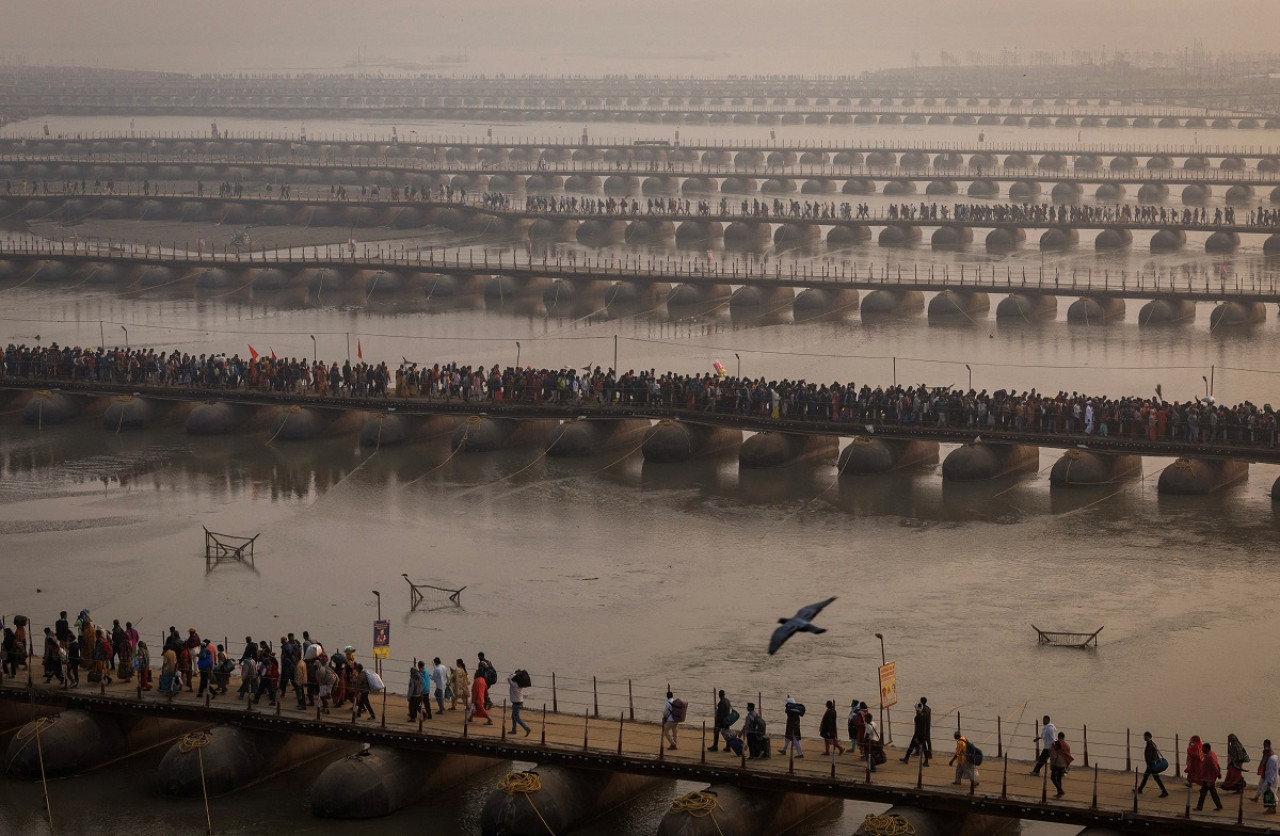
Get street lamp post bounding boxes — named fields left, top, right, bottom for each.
left=372, top=590, right=382, bottom=675
left=310, top=335, right=317, bottom=366
left=516, top=341, right=521, bottom=368
left=874, top=632, right=891, bottom=744
left=965, top=364, right=972, bottom=391
left=120, top=325, right=129, bottom=351
left=1202, top=375, right=1210, bottom=399
left=734, top=353, right=741, bottom=379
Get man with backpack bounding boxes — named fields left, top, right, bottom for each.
left=663, top=691, right=684, bottom=750
left=781, top=697, right=805, bottom=759
left=951, top=729, right=982, bottom=786
left=475, top=652, right=497, bottom=710
left=709, top=690, right=733, bottom=752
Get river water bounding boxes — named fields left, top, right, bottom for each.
left=1, top=112, right=1279, bottom=836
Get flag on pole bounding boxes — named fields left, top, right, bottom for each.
left=713, top=360, right=727, bottom=378
left=357, top=340, right=363, bottom=360
left=269, top=347, right=277, bottom=360
left=248, top=345, right=259, bottom=361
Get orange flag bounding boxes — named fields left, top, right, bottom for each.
left=247, top=345, right=259, bottom=361
left=357, top=340, right=363, bottom=360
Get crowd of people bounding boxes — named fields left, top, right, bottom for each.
left=2, top=609, right=510, bottom=728
left=6, top=620, right=1275, bottom=816
left=4, top=341, right=1277, bottom=448
left=10, top=171, right=1280, bottom=232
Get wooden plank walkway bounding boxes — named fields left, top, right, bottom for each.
left=0, top=676, right=1268, bottom=834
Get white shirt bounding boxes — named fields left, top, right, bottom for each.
left=1042, top=723, right=1057, bottom=750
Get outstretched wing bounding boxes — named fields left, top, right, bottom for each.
left=794, top=596, right=837, bottom=622
left=768, top=621, right=799, bottom=655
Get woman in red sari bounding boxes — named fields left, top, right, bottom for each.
left=1186, top=735, right=1204, bottom=787
left=469, top=673, right=492, bottom=725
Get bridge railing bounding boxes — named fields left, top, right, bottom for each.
left=7, top=150, right=1280, bottom=184
left=3, top=234, right=1279, bottom=299
left=2, top=623, right=1204, bottom=773
left=6, top=130, right=1280, bottom=159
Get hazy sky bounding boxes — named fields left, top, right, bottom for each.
left=2, top=0, right=1277, bottom=75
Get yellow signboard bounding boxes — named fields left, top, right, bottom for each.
left=878, top=661, right=897, bottom=709
left=373, top=619, right=390, bottom=660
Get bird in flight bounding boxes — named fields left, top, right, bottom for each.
left=768, top=597, right=837, bottom=655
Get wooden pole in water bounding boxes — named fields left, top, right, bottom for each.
left=1083, top=725, right=1089, bottom=767
left=1000, top=752, right=1007, bottom=799
left=618, top=713, right=624, bottom=755
left=1092, top=763, right=1099, bottom=809
left=551, top=672, right=557, bottom=713
left=541, top=705, right=547, bottom=747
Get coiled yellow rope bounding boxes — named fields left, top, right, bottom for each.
left=670, top=791, right=725, bottom=836
left=498, top=771, right=543, bottom=795
left=861, top=813, right=917, bottom=836
left=497, top=772, right=556, bottom=836
left=14, top=716, right=59, bottom=742
left=177, top=730, right=211, bottom=753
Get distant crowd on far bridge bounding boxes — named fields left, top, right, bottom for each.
left=4, top=342, right=1278, bottom=447
left=10, top=173, right=1280, bottom=231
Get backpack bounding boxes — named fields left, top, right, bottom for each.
left=786, top=702, right=806, bottom=717
left=725, top=708, right=740, bottom=727
left=480, top=661, right=497, bottom=687
left=512, top=669, right=531, bottom=688
left=965, top=741, right=984, bottom=766
left=669, top=699, right=687, bottom=723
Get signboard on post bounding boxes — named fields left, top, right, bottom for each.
left=373, top=620, right=390, bottom=660
left=878, top=661, right=897, bottom=709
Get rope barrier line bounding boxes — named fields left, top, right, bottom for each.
left=177, top=731, right=215, bottom=835
left=7, top=716, right=59, bottom=771
left=400, top=421, right=471, bottom=488
left=497, top=771, right=557, bottom=836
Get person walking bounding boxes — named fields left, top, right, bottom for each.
left=1195, top=741, right=1224, bottom=812
left=1253, top=740, right=1277, bottom=813
left=780, top=697, right=804, bottom=759
left=1032, top=716, right=1057, bottom=776
left=450, top=659, right=469, bottom=712
left=1137, top=731, right=1170, bottom=797
left=744, top=702, right=768, bottom=759
left=820, top=700, right=845, bottom=755
left=1223, top=734, right=1251, bottom=793
left=1185, top=734, right=1204, bottom=788
left=710, top=690, right=732, bottom=752
left=1049, top=731, right=1073, bottom=797
left=475, top=652, right=497, bottom=709
left=407, top=662, right=425, bottom=721
left=41, top=628, right=63, bottom=684
left=865, top=714, right=884, bottom=771
left=951, top=730, right=979, bottom=786
left=508, top=671, right=532, bottom=737
left=352, top=663, right=376, bottom=721
left=432, top=657, right=449, bottom=715
left=662, top=691, right=680, bottom=751
left=469, top=669, right=492, bottom=725
left=902, top=699, right=931, bottom=765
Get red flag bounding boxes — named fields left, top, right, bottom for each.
left=247, top=344, right=259, bottom=361
left=357, top=340, right=363, bottom=360
left=269, top=347, right=277, bottom=360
